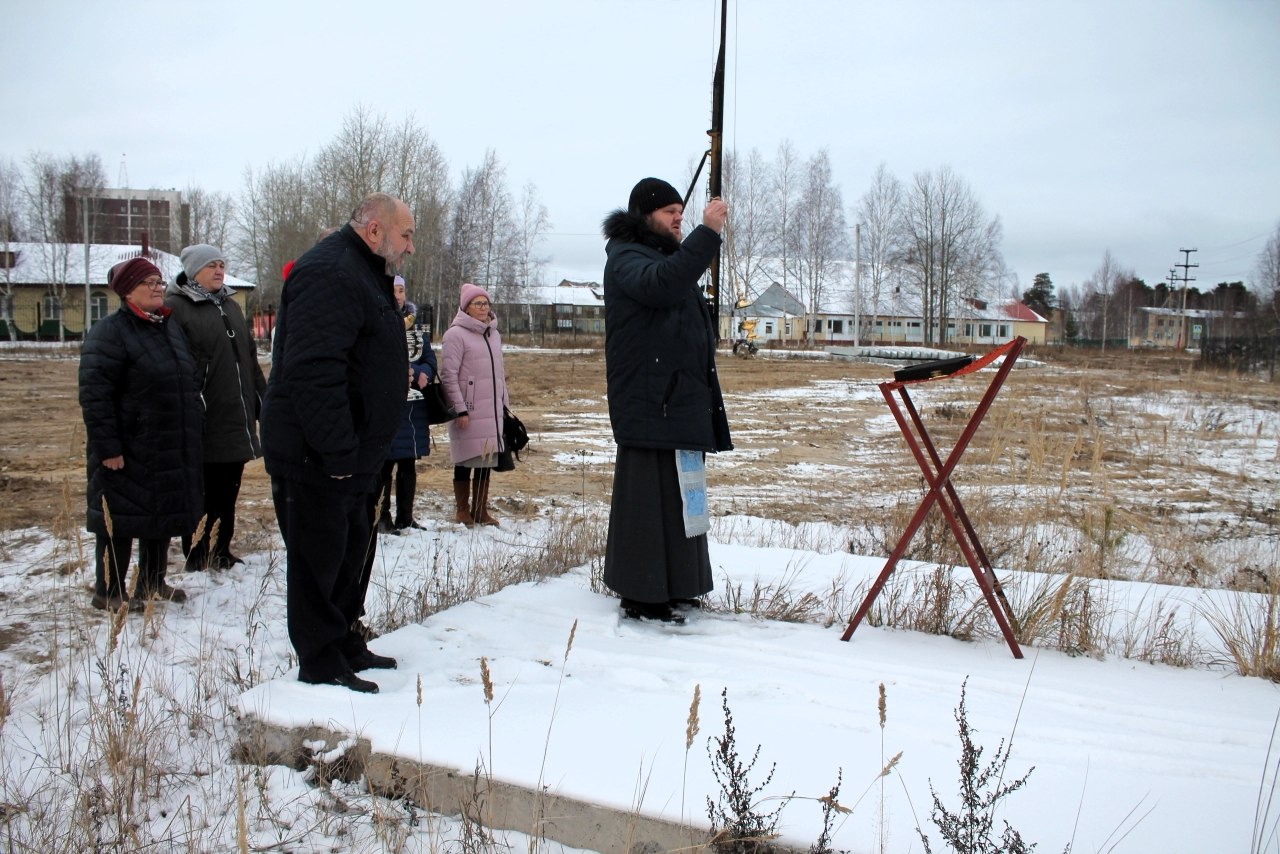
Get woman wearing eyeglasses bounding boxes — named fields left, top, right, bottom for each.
left=79, top=255, right=204, bottom=611
left=440, top=283, right=509, bottom=527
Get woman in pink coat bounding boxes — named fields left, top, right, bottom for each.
left=441, top=283, right=509, bottom=527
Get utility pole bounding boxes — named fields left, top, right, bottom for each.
left=853, top=223, right=861, bottom=347
left=1175, top=247, right=1198, bottom=349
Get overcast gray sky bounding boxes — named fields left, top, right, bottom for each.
left=2, top=0, right=1276, bottom=297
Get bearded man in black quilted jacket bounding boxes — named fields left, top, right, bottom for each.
left=260, top=192, right=413, bottom=693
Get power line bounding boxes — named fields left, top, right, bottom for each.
left=1197, top=249, right=1264, bottom=267
left=1198, top=229, right=1274, bottom=253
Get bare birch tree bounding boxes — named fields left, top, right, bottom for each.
left=184, top=184, right=235, bottom=252
left=722, top=148, right=774, bottom=308
left=384, top=114, right=451, bottom=325
left=0, top=159, right=21, bottom=340
left=310, top=104, right=390, bottom=226
left=22, top=153, right=105, bottom=342
left=235, top=158, right=313, bottom=307
left=1084, top=249, right=1122, bottom=350
left=449, top=150, right=518, bottom=306
left=768, top=140, right=801, bottom=292
left=899, top=165, right=1000, bottom=345
left=514, top=181, right=551, bottom=295
left=855, top=163, right=904, bottom=343
left=793, top=148, right=847, bottom=336
left=1255, top=222, right=1280, bottom=327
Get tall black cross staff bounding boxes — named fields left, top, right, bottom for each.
left=683, top=0, right=727, bottom=338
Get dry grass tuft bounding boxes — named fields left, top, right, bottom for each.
left=708, top=563, right=827, bottom=624
left=1201, top=583, right=1280, bottom=681
left=369, top=508, right=607, bottom=634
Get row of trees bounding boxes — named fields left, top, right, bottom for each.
left=1020, top=227, right=1280, bottom=348
left=711, top=143, right=850, bottom=327
left=702, top=146, right=1008, bottom=346
left=5, top=125, right=1009, bottom=347
left=8, top=108, right=1275, bottom=348
left=0, top=107, right=552, bottom=335
left=0, top=153, right=109, bottom=340
left=234, top=106, right=550, bottom=329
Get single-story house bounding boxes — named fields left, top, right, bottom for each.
left=721, top=283, right=807, bottom=343
left=1134, top=307, right=1252, bottom=349
left=0, top=242, right=256, bottom=340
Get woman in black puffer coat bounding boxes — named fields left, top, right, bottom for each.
left=79, top=255, right=204, bottom=611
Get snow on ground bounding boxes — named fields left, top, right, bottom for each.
left=3, top=504, right=1278, bottom=852
left=239, top=528, right=1280, bottom=854
left=0, top=515, right=603, bottom=852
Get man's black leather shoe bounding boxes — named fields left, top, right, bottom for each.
left=299, top=668, right=380, bottom=694
left=347, top=650, right=398, bottom=672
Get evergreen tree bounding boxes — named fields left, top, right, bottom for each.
left=1022, top=272, right=1055, bottom=318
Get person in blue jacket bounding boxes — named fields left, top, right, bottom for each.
left=376, top=276, right=436, bottom=533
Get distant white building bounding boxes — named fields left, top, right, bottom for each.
left=1134, top=306, right=1252, bottom=349
left=493, top=279, right=605, bottom=336
left=718, top=282, right=1048, bottom=346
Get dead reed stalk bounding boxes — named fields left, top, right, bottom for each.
left=1200, top=583, right=1280, bottom=681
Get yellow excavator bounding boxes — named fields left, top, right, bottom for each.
left=730, top=289, right=759, bottom=357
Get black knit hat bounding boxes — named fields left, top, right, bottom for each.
left=628, top=178, right=682, bottom=215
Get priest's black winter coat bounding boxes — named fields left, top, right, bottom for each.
left=79, top=304, right=205, bottom=540
left=601, top=210, right=732, bottom=453
left=260, top=224, right=408, bottom=492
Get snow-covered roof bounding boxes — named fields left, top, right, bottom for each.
left=1000, top=301, right=1048, bottom=323
left=1140, top=307, right=1250, bottom=320
left=0, top=242, right=257, bottom=289
left=527, top=280, right=603, bottom=306
left=748, top=283, right=806, bottom=315
left=735, top=303, right=790, bottom=319
left=858, top=290, right=1045, bottom=323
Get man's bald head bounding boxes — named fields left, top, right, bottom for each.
left=349, top=192, right=415, bottom=273
left=350, top=193, right=398, bottom=231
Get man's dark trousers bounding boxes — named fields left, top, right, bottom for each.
left=272, top=476, right=374, bottom=679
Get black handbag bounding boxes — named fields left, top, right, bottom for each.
left=503, top=407, right=529, bottom=458
left=423, top=375, right=457, bottom=424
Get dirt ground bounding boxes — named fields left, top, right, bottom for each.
left=2, top=343, right=1278, bottom=587
left=0, top=346, right=873, bottom=531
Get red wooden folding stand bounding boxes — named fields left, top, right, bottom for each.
left=840, top=336, right=1028, bottom=659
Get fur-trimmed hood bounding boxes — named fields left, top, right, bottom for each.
left=601, top=209, right=682, bottom=256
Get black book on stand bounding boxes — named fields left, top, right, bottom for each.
left=893, top=355, right=974, bottom=383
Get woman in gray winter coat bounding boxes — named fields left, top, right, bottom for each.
left=164, top=244, right=267, bottom=571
